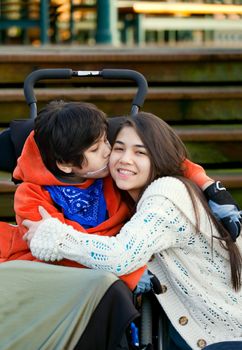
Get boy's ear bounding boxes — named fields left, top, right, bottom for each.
left=56, top=161, right=73, bottom=174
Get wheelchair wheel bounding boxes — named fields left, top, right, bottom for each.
left=140, top=294, right=153, bottom=346
left=139, top=293, right=169, bottom=350
left=155, top=312, right=164, bottom=350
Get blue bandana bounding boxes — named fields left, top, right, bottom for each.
left=45, top=179, right=107, bottom=228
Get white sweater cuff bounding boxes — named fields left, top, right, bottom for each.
left=30, top=218, right=64, bottom=261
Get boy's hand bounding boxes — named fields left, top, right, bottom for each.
left=204, top=181, right=242, bottom=242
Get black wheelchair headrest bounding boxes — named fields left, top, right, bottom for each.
left=0, top=119, right=34, bottom=173
left=107, top=116, right=128, bottom=145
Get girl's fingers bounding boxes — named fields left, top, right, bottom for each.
left=22, top=219, right=31, bottom=229
left=23, top=231, right=34, bottom=243
left=23, top=232, right=28, bottom=241
left=38, top=206, right=51, bottom=219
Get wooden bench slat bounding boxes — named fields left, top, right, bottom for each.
left=0, top=181, right=17, bottom=193
left=3, top=86, right=242, bottom=100
left=2, top=48, right=242, bottom=85
left=175, top=126, right=242, bottom=141
left=0, top=172, right=16, bottom=192
left=2, top=87, right=242, bottom=123
left=208, top=172, right=242, bottom=188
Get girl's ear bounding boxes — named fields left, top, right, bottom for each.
left=56, top=161, right=73, bottom=174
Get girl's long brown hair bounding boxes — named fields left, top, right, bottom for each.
left=112, top=112, right=241, bottom=291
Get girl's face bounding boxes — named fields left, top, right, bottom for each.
left=109, top=126, right=151, bottom=201
left=67, top=134, right=111, bottom=180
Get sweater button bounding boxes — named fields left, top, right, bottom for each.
left=197, top=339, right=207, bottom=348
left=178, top=316, right=188, bottom=325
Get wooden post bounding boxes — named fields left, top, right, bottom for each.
left=40, top=0, right=49, bottom=44
left=96, top=0, right=118, bottom=44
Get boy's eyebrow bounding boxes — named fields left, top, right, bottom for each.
left=114, top=140, right=146, bottom=148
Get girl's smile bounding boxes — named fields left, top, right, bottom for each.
left=117, top=167, right=137, bottom=178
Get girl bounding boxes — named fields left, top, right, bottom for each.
left=25, top=112, right=242, bottom=349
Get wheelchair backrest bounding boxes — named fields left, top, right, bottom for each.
left=0, top=119, right=34, bottom=174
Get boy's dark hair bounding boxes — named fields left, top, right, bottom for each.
left=34, top=100, right=107, bottom=176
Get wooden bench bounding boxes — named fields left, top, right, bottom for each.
left=2, top=86, right=242, bottom=123
left=2, top=47, right=242, bottom=85
left=0, top=172, right=16, bottom=220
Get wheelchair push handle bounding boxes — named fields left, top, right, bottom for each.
left=24, top=68, right=73, bottom=105
left=101, top=69, right=148, bottom=115
left=24, top=68, right=148, bottom=118
left=24, top=69, right=73, bottom=119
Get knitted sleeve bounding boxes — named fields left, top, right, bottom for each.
left=30, top=194, right=191, bottom=275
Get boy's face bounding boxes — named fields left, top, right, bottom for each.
left=71, top=134, right=111, bottom=180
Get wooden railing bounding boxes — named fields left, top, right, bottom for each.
left=2, top=1, right=242, bottom=45
left=0, top=0, right=50, bottom=44
left=118, top=1, right=242, bottom=44
left=56, top=0, right=242, bottom=45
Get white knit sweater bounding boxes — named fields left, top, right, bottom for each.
left=30, top=177, right=242, bottom=349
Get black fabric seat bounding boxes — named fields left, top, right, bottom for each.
left=0, top=128, right=16, bottom=172
left=0, top=119, right=34, bottom=174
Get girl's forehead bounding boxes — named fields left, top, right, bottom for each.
left=115, top=126, right=144, bottom=146
left=117, top=126, right=137, bottom=138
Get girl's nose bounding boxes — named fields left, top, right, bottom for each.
left=119, top=150, right=132, bottom=164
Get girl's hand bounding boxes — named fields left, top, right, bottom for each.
left=23, top=206, right=51, bottom=245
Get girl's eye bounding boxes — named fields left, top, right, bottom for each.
left=113, top=147, right=124, bottom=152
left=136, top=150, right=147, bottom=155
